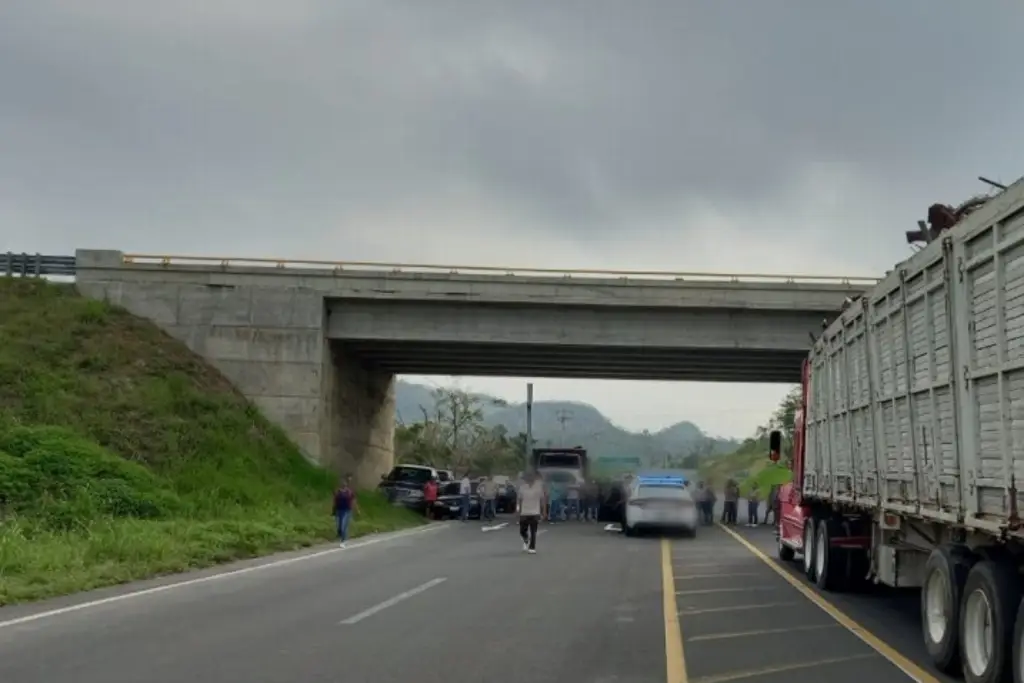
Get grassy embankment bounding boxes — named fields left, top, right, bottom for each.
left=0, top=279, right=422, bottom=605
left=698, top=437, right=792, bottom=496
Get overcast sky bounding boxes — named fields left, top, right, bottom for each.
left=3, top=1, right=1023, bottom=438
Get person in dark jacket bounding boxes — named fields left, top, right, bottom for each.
left=332, top=475, right=359, bottom=547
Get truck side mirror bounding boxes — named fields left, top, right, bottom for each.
left=768, top=430, right=782, bottom=462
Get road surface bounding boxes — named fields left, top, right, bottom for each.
left=0, top=517, right=956, bottom=683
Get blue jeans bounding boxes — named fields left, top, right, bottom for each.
left=566, top=499, right=580, bottom=520
left=482, top=499, right=495, bottom=520
left=461, top=494, right=471, bottom=520
left=336, top=511, right=352, bottom=542
left=549, top=498, right=565, bottom=521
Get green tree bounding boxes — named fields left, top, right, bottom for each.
left=394, top=387, right=523, bottom=476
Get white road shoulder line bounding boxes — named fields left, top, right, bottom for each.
left=0, top=523, right=446, bottom=630
left=339, top=578, right=447, bottom=625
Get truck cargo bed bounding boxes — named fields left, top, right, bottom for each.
left=802, top=178, right=1024, bottom=538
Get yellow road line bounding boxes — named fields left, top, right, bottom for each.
left=687, top=622, right=839, bottom=642
left=662, top=538, right=688, bottom=683
left=716, top=524, right=942, bottom=683
left=691, top=653, right=876, bottom=683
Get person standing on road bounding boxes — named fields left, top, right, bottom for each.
left=332, top=475, right=358, bottom=548
left=746, top=488, right=760, bottom=527
left=566, top=481, right=581, bottom=521
left=479, top=475, right=497, bottom=522
left=723, top=479, right=738, bottom=525
left=707, top=486, right=717, bottom=524
left=695, top=481, right=710, bottom=525
left=584, top=479, right=600, bottom=521
left=547, top=477, right=563, bottom=522
left=517, top=470, right=545, bottom=554
left=459, top=473, right=472, bottom=522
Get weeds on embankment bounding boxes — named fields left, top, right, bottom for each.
left=0, top=279, right=422, bottom=605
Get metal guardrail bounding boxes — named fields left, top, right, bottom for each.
left=122, top=253, right=879, bottom=287
left=2, top=253, right=76, bottom=277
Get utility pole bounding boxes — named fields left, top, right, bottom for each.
left=525, top=383, right=534, bottom=472
left=556, top=409, right=574, bottom=446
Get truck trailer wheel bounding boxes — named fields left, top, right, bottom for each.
left=1010, top=598, right=1024, bottom=683
left=922, top=546, right=973, bottom=674
left=814, top=518, right=848, bottom=592
left=959, top=560, right=1021, bottom=683
left=802, top=518, right=817, bottom=582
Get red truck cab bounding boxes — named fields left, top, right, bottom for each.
left=776, top=359, right=810, bottom=559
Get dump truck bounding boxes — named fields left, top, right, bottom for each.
left=531, top=446, right=589, bottom=487
left=772, top=175, right=1024, bottom=683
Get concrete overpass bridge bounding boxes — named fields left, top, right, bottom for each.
left=74, top=249, right=876, bottom=486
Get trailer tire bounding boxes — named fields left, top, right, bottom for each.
left=922, top=546, right=973, bottom=674
left=959, top=560, right=1021, bottom=683
left=814, top=518, right=848, bottom=592
left=1010, top=597, right=1024, bottom=683
left=802, top=517, right=817, bottom=582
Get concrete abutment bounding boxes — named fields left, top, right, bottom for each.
left=75, top=249, right=395, bottom=489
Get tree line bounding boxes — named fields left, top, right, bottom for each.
left=393, top=384, right=804, bottom=478
left=394, top=387, right=527, bottom=476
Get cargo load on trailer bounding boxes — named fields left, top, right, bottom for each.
left=770, top=175, right=1024, bottom=683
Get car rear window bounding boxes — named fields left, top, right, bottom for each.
left=635, top=485, right=690, bottom=500
left=389, top=466, right=432, bottom=483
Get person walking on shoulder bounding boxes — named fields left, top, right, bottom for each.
left=517, top=470, right=545, bottom=554
left=333, top=475, right=358, bottom=548
left=423, top=476, right=438, bottom=520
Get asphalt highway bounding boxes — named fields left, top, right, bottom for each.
left=0, top=513, right=957, bottom=683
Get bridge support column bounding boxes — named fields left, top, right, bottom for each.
left=322, top=344, right=395, bottom=489
left=75, top=249, right=396, bottom=487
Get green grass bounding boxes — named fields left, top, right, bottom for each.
left=0, top=278, right=423, bottom=605
left=698, top=436, right=791, bottom=497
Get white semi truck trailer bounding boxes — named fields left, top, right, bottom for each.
left=773, top=175, right=1024, bottom=683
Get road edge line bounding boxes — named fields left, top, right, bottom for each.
left=716, top=524, right=940, bottom=683
left=662, top=538, right=688, bottom=683
left=0, top=522, right=448, bottom=629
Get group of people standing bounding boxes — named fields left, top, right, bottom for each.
left=692, top=479, right=781, bottom=528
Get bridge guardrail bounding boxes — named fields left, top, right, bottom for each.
left=121, top=253, right=879, bottom=287
left=2, top=253, right=76, bottom=277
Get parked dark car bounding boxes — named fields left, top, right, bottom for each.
left=431, top=481, right=481, bottom=520
left=378, top=464, right=438, bottom=513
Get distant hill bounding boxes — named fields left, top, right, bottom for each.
left=395, top=380, right=738, bottom=463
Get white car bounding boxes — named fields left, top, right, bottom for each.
left=622, top=475, right=698, bottom=537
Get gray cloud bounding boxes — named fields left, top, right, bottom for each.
left=4, top=0, right=1024, bottom=436
left=2, top=0, right=1023, bottom=262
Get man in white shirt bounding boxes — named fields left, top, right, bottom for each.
left=459, top=475, right=472, bottom=522
left=517, top=470, right=546, bottom=554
